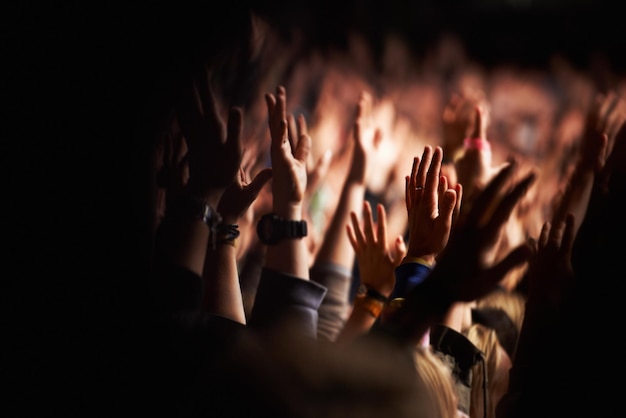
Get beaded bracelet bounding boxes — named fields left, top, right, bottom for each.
left=215, top=223, right=240, bottom=247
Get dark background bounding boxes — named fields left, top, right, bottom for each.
left=251, top=0, right=625, bottom=72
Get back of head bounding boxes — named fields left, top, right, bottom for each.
left=412, top=345, right=461, bottom=418
left=224, top=332, right=455, bottom=418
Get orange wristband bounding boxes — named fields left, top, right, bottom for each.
left=354, top=293, right=385, bottom=318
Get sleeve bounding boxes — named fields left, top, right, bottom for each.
left=310, top=262, right=353, bottom=342
left=391, top=261, right=432, bottom=300
left=248, top=267, right=327, bottom=339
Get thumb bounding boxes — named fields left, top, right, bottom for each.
left=246, top=168, right=273, bottom=201
left=392, top=235, right=407, bottom=265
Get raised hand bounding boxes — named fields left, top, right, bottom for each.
left=549, top=91, right=612, bottom=234
left=586, top=91, right=626, bottom=161
left=336, top=201, right=405, bottom=343
left=262, top=85, right=312, bottom=280
left=526, top=214, right=576, bottom=311
left=430, top=160, right=536, bottom=303
left=380, top=160, right=537, bottom=345
left=217, top=166, right=273, bottom=225
left=174, top=69, right=243, bottom=204
left=404, top=146, right=461, bottom=266
left=441, top=92, right=477, bottom=161
left=347, top=91, right=382, bottom=184
left=265, top=86, right=311, bottom=217
left=454, top=105, right=507, bottom=205
left=203, top=152, right=272, bottom=326
left=347, top=201, right=406, bottom=298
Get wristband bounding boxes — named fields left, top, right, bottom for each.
left=357, top=284, right=390, bottom=303
left=366, top=287, right=389, bottom=303
left=463, top=137, right=491, bottom=151
left=354, top=293, right=385, bottom=318
left=215, top=223, right=240, bottom=247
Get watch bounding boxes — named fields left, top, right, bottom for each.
left=256, top=213, right=308, bottom=245
left=168, top=196, right=222, bottom=228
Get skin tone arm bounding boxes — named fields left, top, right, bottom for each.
left=203, top=157, right=273, bottom=324
left=404, top=145, right=462, bottom=267
left=314, top=91, right=380, bottom=268
left=402, top=145, right=466, bottom=335
left=263, top=85, right=311, bottom=279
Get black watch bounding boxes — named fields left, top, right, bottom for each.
left=256, top=213, right=308, bottom=245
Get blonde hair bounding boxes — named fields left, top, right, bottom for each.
left=466, top=323, right=512, bottom=418
left=413, top=345, right=460, bottom=418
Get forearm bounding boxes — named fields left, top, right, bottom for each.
left=203, top=243, right=246, bottom=324
left=441, top=302, right=469, bottom=333
left=315, top=181, right=365, bottom=267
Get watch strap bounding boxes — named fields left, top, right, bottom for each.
left=257, top=213, right=307, bottom=245
left=280, top=217, right=308, bottom=239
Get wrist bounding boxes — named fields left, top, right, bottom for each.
left=213, top=223, right=240, bottom=248
left=272, top=202, right=303, bottom=220
left=358, top=283, right=391, bottom=301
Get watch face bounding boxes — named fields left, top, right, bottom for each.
left=257, top=213, right=279, bottom=245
